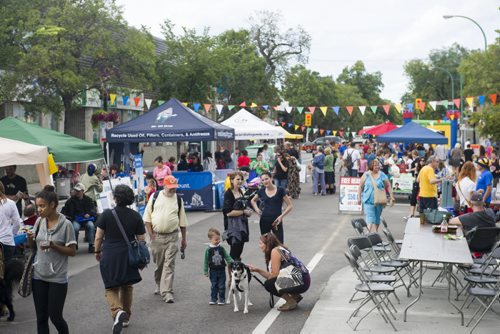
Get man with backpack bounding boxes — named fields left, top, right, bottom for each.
left=311, top=147, right=326, bottom=195
left=143, top=175, right=187, bottom=304
left=343, top=142, right=361, bottom=177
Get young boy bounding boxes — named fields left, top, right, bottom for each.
left=203, top=228, right=233, bottom=305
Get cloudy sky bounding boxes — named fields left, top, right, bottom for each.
left=117, top=0, right=498, bottom=102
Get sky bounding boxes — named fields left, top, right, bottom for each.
left=116, top=0, right=498, bottom=103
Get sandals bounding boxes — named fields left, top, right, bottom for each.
left=278, top=301, right=297, bottom=311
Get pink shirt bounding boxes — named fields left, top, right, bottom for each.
left=153, top=165, right=171, bottom=187
left=358, top=159, right=368, bottom=173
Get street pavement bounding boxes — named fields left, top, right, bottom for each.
left=2, top=173, right=498, bottom=333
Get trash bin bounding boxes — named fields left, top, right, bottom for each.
left=56, top=177, right=71, bottom=199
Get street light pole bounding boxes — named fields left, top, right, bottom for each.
left=443, top=15, right=488, bottom=51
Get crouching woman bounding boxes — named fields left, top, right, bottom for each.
left=248, top=232, right=310, bottom=311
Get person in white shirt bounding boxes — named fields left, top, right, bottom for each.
left=0, top=181, right=22, bottom=261
left=435, top=144, right=448, bottom=162
left=455, top=161, right=477, bottom=211
left=343, top=142, right=361, bottom=177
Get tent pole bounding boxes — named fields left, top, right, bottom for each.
left=102, top=158, right=113, bottom=192
left=106, top=142, right=110, bottom=166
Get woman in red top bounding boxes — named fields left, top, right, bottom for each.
left=237, top=150, right=251, bottom=169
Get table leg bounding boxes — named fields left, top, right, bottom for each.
left=404, top=261, right=423, bottom=322
left=446, top=263, right=465, bottom=326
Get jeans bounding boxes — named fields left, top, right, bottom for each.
left=1, top=244, right=16, bottom=262
left=72, top=221, right=95, bottom=246
left=150, top=231, right=178, bottom=298
left=32, top=279, right=69, bottom=334
left=105, top=285, right=133, bottom=319
left=347, top=169, right=358, bottom=177
left=312, top=171, right=326, bottom=195
left=209, top=269, right=226, bottom=302
left=274, top=178, right=288, bottom=189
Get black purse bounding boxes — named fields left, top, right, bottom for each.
left=111, top=209, right=150, bottom=270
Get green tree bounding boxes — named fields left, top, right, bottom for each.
left=336, top=60, right=384, bottom=104
left=249, top=10, right=311, bottom=83
left=0, top=0, right=157, bottom=137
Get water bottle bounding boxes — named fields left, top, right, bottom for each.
left=440, top=217, right=448, bottom=233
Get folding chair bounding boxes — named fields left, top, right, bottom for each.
left=381, top=217, right=403, bottom=245
left=466, top=280, right=500, bottom=333
left=344, top=252, right=398, bottom=332
left=351, top=218, right=369, bottom=235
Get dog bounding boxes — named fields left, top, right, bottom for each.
left=0, top=259, right=24, bottom=321
left=226, top=261, right=253, bottom=313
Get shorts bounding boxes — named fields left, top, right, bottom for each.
left=363, top=203, right=383, bottom=225
left=419, top=197, right=438, bottom=213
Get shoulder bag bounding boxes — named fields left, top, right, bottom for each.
left=18, top=219, right=42, bottom=297
left=274, top=247, right=307, bottom=294
left=111, top=209, right=150, bottom=270
left=369, top=172, right=387, bottom=206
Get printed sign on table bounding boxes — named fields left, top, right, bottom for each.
left=392, top=174, right=414, bottom=194
left=339, top=177, right=362, bottom=213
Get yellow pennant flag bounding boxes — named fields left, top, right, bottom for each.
left=182, top=102, right=188, bottom=107
left=320, top=106, right=328, bottom=116
left=394, top=103, right=402, bottom=113
left=109, top=93, right=117, bottom=105
left=333, top=130, right=337, bottom=136
left=466, top=97, right=474, bottom=107
left=48, top=154, right=58, bottom=175
left=250, top=102, right=258, bottom=108
left=294, top=125, right=299, bottom=130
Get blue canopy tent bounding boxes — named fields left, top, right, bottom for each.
left=106, top=98, right=234, bottom=143
left=376, top=121, right=448, bottom=144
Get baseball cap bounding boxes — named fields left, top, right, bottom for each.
left=74, top=183, right=86, bottom=192
left=475, top=157, right=490, bottom=169
left=163, top=175, right=179, bottom=189
left=470, top=191, right=484, bottom=204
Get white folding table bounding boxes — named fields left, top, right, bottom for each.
left=399, top=218, right=473, bottom=325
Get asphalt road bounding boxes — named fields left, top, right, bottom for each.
left=1, top=175, right=411, bottom=334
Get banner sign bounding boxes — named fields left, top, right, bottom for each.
left=339, top=177, right=362, bottom=213
left=173, top=171, right=213, bottom=211
left=391, top=174, right=414, bottom=194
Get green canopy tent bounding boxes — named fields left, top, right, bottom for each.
left=0, top=117, right=104, bottom=163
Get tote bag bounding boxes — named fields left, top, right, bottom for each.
left=369, top=172, right=387, bottom=206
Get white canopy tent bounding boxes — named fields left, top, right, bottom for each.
left=0, top=137, right=52, bottom=186
left=221, top=109, right=284, bottom=140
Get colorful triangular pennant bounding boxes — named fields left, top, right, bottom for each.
left=489, top=93, right=497, bottom=105
left=262, top=105, right=269, bottom=110
left=478, top=95, right=485, bottom=105
left=320, top=106, right=328, bottom=116
left=294, top=125, right=299, bottom=130
left=429, top=101, right=437, bottom=111
left=394, top=103, right=402, bottom=113
left=417, top=102, right=425, bottom=112
left=370, top=106, right=378, bottom=113
left=320, top=129, right=325, bottom=135
left=228, top=105, right=235, bottom=111
left=157, top=100, right=165, bottom=106
left=308, top=106, right=316, bottom=114
left=216, top=104, right=224, bottom=114
left=109, top=93, right=117, bottom=105
left=285, top=106, right=293, bottom=114
left=193, top=103, right=201, bottom=112
left=133, top=97, right=141, bottom=107
left=122, top=96, right=129, bottom=106
left=359, top=106, right=366, bottom=115
left=466, top=97, right=474, bottom=107
left=313, top=128, right=318, bottom=134
left=250, top=102, right=258, bottom=108
left=204, top=104, right=211, bottom=112
left=296, top=107, right=304, bottom=114
left=333, top=106, right=340, bottom=115
left=383, top=104, right=390, bottom=115
left=145, top=98, right=152, bottom=109
left=453, top=98, right=461, bottom=108
left=182, top=102, right=188, bottom=107
left=346, top=106, right=354, bottom=116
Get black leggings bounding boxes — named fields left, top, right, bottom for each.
left=260, top=216, right=284, bottom=243
left=229, top=243, right=244, bottom=260
left=32, top=279, right=69, bottom=334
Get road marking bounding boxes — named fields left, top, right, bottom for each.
left=252, top=215, right=348, bottom=334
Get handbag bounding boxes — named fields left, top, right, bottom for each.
left=111, top=209, right=150, bottom=270
left=274, top=248, right=307, bottom=294
left=369, top=172, right=387, bottom=206
left=18, top=219, right=42, bottom=297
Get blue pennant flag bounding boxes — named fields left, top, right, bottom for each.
left=333, top=106, right=340, bottom=115
left=326, top=130, right=332, bottom=135
left=262, top=105, right=269, bottom=110
left=406, top=103, right=414, bottom=112
left=193, top=103, right=201, bottom=112
left=287, top=123, right=292, bottom=128
left=478, top=95, right=485, bottom=106
left=122, top=96, right=129, bottom=106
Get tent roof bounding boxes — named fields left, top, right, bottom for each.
left=376, top=121, right=448, bottom=144
left=107, top=98, right=234, bottom=142
left=359, top=121, right=398, bottom=136
left=0, top=117, right=104, bottom=163
left=221, top=109, right=284, bottom=140
left=275, top=126, right=304, bottom=140
left=0, top=137, right=49, bottom=167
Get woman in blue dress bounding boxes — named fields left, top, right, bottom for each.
left=357, top=160, right=394, bottom=232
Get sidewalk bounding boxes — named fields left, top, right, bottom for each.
left=301, top=264, right=498, bottom=334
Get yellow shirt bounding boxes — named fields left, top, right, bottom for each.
left=417, top=165, right=437, bottom=198
left=143, top=192, right=187, bottom=233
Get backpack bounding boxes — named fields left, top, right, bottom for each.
left=313, top=154, right=325, bottom=170
left=345, top=151, right=354, bottom=169
left=151, top=191, right=182, bottom=217
left=207, top=246, right=227, bottom=270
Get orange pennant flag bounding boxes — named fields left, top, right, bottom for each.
left=133, top=97, right=141, bottom=107
left=308, top=106, right=316, bottom=114
left=417, top=102, right=426, bottom=112
left=204, top=104, right=211, bottom=112
left=346, top=106, right=354, bottom=115
left=320, top=106, right=328, bottom=116
left=453, top=98, right=461, bottom=108
left=239, top=101, right=247, bottom=107
left=489, top=94, right=497, bottom=105
left=383, top=104, right=390, bottom=115
left=319, top=129, right=325, bottom=135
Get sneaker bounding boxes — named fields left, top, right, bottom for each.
left=88, top=245, right=95, bottom=253
left=122, top=320, right=129, bottom=328
left=112, top=310, right=127, bottom=334
left=164, top=293, right=174, bottom=303
left=217, top=300, right=225, bottom=305
left=209, top=300, right=217, bottom=305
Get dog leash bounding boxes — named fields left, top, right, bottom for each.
left=250, top=274, right=275, bottom=308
